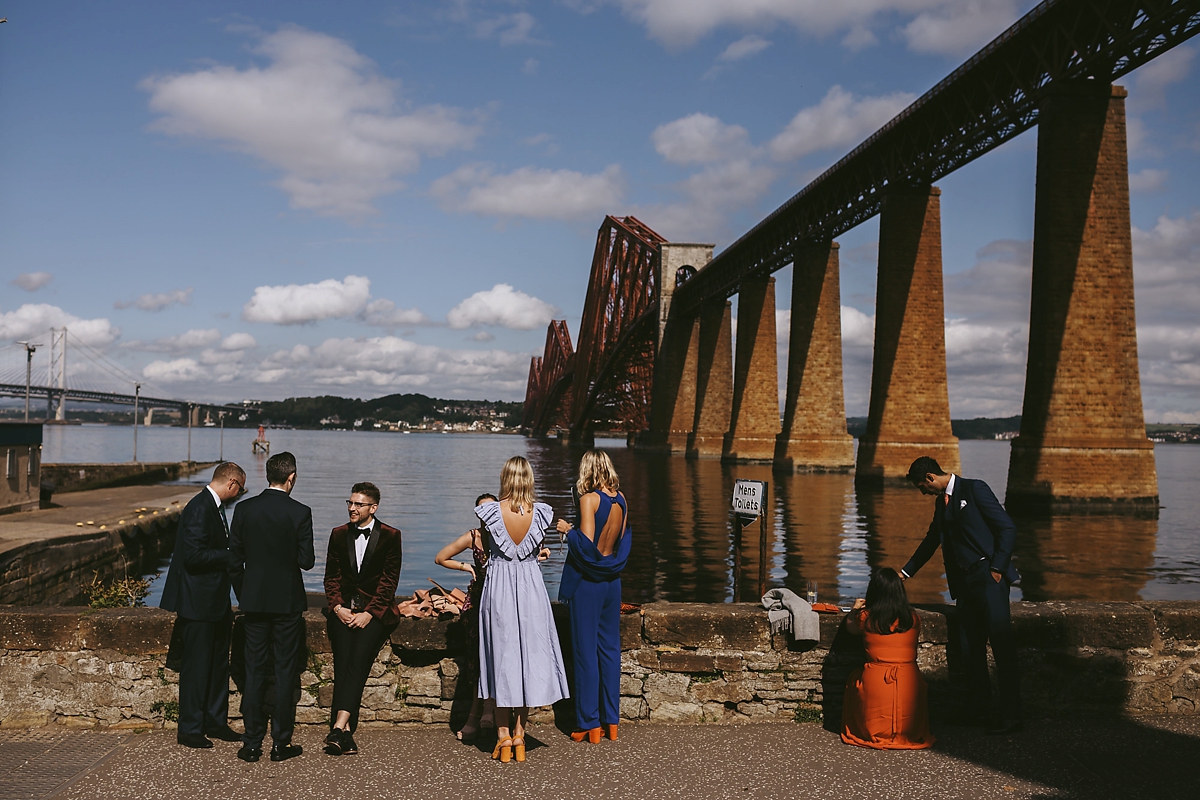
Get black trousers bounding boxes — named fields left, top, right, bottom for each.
left=240, top=611, right=306, bottom=747
left=175, top=614, right=232, bottom=737
left=327, top=616, right=387, bottom=732
left=954, top=561, right=1022, bottom=719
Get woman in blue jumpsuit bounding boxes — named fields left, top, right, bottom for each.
left=555, top=450, right=631, bottom=743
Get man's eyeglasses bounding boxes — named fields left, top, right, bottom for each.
left=346, top=500, right=376, bottom=509
left=230, top=479, right=246, bottom=497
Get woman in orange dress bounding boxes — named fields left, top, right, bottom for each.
left=841, top=567, right=934, bottom=750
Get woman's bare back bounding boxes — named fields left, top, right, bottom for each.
left=499, top=502, right=534, bottom=546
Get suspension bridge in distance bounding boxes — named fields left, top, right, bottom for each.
left=0, top=330, right=243, bottom=422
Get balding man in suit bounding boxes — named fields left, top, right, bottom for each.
left=161, top=461, right=246, bottom=749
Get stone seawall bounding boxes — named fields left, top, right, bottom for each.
left=1, top=602, right=1197, bottom=730
left=41, top=462, right=214, bottom=495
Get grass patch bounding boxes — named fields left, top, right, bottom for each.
left=793, top=705, right=823, bottom=724
left=151, top=700, right=179, bottom=723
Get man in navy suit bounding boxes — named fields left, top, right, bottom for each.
left=229, top=451, right=315, bottom=763
left=161, top=461, right=246, bottom=748
left=901, top=455, right=1023, bottom=734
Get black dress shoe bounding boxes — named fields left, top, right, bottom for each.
left=205, top=725, right=242, bottom=742
left=270, top=743, right=303, bottom=762
left=324, top=729, right=343, bottom=755
left=338, top=729, right=358, bottom=756
left=236, top=745, right=262, bottom=763
left=177, top=733, right=214, bottom=749
left=986, top=718, right=1024, bottom=736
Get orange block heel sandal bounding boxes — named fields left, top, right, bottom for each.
left=570, top=727, right=603, bottom=743
left=604, top=724, right=618, bottom=741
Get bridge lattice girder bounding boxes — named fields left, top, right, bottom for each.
left=524, top=321, right=575, bottom=435
left=672, top=0, right=1200, bottom=316
left=568, top=216, right=666, bottom=435
left=521, top=216, right=667, bottom=437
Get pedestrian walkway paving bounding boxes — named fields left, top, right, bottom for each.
left=2, top=716, right=1197, bottom=800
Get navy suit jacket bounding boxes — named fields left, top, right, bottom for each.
left=229, top=488, right=316, bottom=615
left=160, top=487, right=232, bottom=622
left=903, top=477, right=1019, bottom=599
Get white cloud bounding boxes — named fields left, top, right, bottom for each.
left=769, top=85, right=915, bottom=161
left=447, top=284, right=559, bottom=330
left=143, top=358, right=207, bottom=383
left=840, top=305, right=875, bottom=347
left=11, top=272, right=53, bottom=292
left=523, top=58, right=540, bottom=75
left=0, top=303, right=119, bottom=347
left=431, top=164, right=624, bottom=220
left=142, top=27, right=481, bottom=218
left=605, top=0, right=996, bottom=50
left=475, top=12, right=539, bottom=45
left=841, top=26, right=878, bottom=51
left=1132, top=44, right=1195, bottom=110
left=220, top=332, right=258, bottom=351
left=362, top=299, right=431, bottom=328
left=718, top=34, right=771, bottom=62
left=254, top=335, right=530, bottom=394
left=144, top=328, right=222, bottom=352
left=243, top=275, right=372, bottom=325
left=114, top=288, right=193, bottom=312
left=1129, top=168, right=1168, bottom=193
left=652, top=113, right=750, bottom=164
left=899, top=1, right=1022, bottom=57
left=638, top=158, right=776, bottom=241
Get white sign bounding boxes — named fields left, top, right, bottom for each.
left=732, top=479, right=766, bottom=520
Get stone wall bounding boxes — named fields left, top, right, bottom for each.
left=1, top=601, right=1198, bottom=730
left=0, top=512, right=180, bottom=606
left=41, top=462, right=214, bottom=495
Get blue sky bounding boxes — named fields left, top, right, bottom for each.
left=1, top=1, right=1198, bottom=421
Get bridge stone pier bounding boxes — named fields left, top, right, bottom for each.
left=856, top=185, right=960, bottom=485
left=645, top=244, right=713, bottom=454
left=723, top=276, right=781, bottom=463
left=1006, top=82, right=1158, bottom=514
left=687, top=300, right=733, bottom=458
left=774, top=241, right=855, bottom=472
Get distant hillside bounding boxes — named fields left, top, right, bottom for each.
left=846, top=416, right=1022, bottom=440
left=256, top=393, right=522, bottom=429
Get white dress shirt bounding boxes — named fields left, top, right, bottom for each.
left=353, top=520, right=373, bottom=571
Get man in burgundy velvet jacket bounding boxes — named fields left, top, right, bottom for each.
left=322, top=481, right=402, bottom=756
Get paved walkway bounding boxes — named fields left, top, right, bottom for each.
left=2, top=716, right=1197, bottom=800
left=0, top=485, right=196, bottom=557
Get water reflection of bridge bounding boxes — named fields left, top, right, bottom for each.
left=580, top=441, right=1161, bottom=605
left=524, top=0, right=1200, bottom=515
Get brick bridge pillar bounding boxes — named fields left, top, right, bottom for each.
left=856, top=185, right=960, bottom=485
left=1007, top=83, right=1157, bottom=514
left=643, top=243, right=713, bottom=453
left=687, top=300, right=733, bottom=458
left=723, top=275, right=781, bottom=463
left=774, top=241, right=855, bottom=472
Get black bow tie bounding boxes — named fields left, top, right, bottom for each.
left=355, top=528, right=371, bottom=540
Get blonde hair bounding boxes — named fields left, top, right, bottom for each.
left=499, top=455, right=536, bottom=513
left=576, top=450, right=619, bottom=496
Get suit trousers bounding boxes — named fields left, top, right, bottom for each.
left=175, top=614, right=232, bottom=737
left=328, top=616, right=387, bottom=732
left=569, top=578, right=622, bottom=730
left=954, top=561, right=1022, bottom=719
left=240, top=611, right=305, bottom=747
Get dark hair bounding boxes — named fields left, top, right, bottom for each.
left=265, top=451, right=297, bottom=485
left=906, top=456, right=946, bottom=485
left=861, top=567, right=915, bottom=635
left=475, top=493, right=497, bottom=506
left=352, top=481, right=381, bottom=504
left=212, top=461, right=244, bottom=484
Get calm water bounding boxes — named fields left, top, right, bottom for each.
left=41, top=425, right=1200, bottom=605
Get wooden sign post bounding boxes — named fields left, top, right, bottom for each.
left=731, top=479, right=769, bottom=601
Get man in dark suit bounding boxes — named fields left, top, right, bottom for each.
left=901, top=455, right=1023, bottom=735
left=161, top=461, right=246, bottom=748
left=229, top=451, right=315, bottom=763
left=322, top=481, right=402, bottom=756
